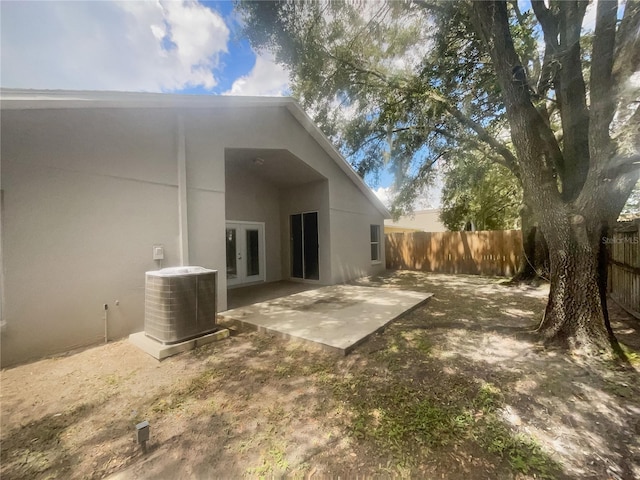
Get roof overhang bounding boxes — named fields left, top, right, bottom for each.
left=0, top=88, right=391, bottom=218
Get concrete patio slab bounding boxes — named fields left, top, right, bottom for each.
left=220, top=285, right=433, bottom=354
left=227, top=280, right=319, bottom=310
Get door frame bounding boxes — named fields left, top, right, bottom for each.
left=289, top=210, right=321, bottom=282
left=225, top=220, right=266, bottom=288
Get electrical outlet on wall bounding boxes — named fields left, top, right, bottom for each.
left=152, top=245, right=164, bottom=261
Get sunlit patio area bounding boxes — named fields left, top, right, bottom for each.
left=221, top=284, right=433, bottom=354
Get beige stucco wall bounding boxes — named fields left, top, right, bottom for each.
left=328, top=170, right=386, bottom=283
left=180, top=117, right=226, bottom=307
left=384, top=209, right=446, bottom=233
left=1, top=109, right=182, bottom=366
left=1, top=102, right=386, bottom=366
left=225, top=165, right=282, bottom=283
left=189, top=106, right=385, bottom=285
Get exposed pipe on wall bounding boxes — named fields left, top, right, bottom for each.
left=103, top=303, right=108, bottom=344
left=177, top=114, right=190, bottom=266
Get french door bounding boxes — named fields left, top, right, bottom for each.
left=225, top=222, right=265, bottom=287
left=290, top=212, right=319, bottom=280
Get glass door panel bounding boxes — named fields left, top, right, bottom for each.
left=226, top=228, right=238, bottom=280
left=291, top=214, right=304, bottom=278
left=290, top=212, right=319, bottom=280
left=303, top=212, right=319, bottom=280
left=226, top=222, right=265, bottom=286
left=246, top=228, right=260, bottom=278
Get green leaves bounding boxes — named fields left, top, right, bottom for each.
left=441, top=150, right=522, bottom=231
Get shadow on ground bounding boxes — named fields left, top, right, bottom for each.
left=1, top=270, right=638, bottom=479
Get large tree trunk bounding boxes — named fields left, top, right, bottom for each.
left=471, top=0, right=640, bottom=355
left=537, top=229, right=611, bottom=351
left=512, top=203, right=549, bottom=283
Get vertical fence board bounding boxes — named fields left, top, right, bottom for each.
left=607, top=221, right=640, bottom=319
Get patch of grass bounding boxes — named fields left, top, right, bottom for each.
left=415, top=336, right=432, bottom=356
left=301, top=359, right=333, bottom=376
left=183, top=369, right=219, bottom=396
left=334, top=378, right=474, bottom=458
left=0, top=403, right=92, bottom=479
left=474, top=382, right=503, bottom=412
left=190, top=343, right=216, bottom=359
left=399, top=330, right=433, bottom=356
left=102, top=370, right=137, bottom=388
left=265, top=404, right=286, bottom=423
left=476, top=418, right=558, bottom=478
left=274, top=363, right=295, bottom=378
left=149, top=369, right=220, bottom=415
left=602, top=380, right=634, bottom=398
left=373, top=340, right=404, bottom=372
left=246, top=443, right=289, bottom=478
left=474, top=383, right=559, bottom=478
left=620, top=343, right=640, bottom=365
left=250, top=334, right=273, bottom=352
left=334, top=376, right=561, bottom=478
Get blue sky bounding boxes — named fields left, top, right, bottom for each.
left=0, top=1, right=290, bottom=96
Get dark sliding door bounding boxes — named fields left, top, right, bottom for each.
left=290, top=212, right=319, bottom=280
left=303, top=212, right=319, bottom=280
left=291, top=214, right=304, bottom=278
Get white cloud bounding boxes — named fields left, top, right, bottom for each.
left=224, top=53, right=290, bottom=96
left=373, top=175, right=443, bottom=211
left=1, top=1, right=229, bottom=91
left=374, top=186, right=395, bottom=208
left=583, top=0, right=598, bottom=32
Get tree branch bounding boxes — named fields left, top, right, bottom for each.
left=431, top=127, right=516, bottom=173
left=531, top=1, right=559, bottom=103
left=445, top=106, right=519, bottom=174
left=554, top=1, right=590, bottom=200
left=589, top=0, right=618, bottom=158
left=531, top=0, right=559, bottom=48
left=471, top=0, right=565, bottom=234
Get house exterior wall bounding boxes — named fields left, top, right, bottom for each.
left=384, top=209, right=446, bottom=233
left=1, top=102, right=386, bottom=367
left=180, top=116, right=226, bottom=307
left=328, top=171, right=386, bottom=283
left=225, top=166, right=282, bottom=283
left=1, top=109, right=182, bottom=366
left=189, top=107, right=384, bottom=285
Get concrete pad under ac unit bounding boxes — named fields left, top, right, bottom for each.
left=129, top=329, right=229, bottom=360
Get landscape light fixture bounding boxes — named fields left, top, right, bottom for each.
left=136, top=420, right=150, bottom=452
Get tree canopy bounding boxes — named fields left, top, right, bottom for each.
left=440, top=152, right=522, bottom=231
left=239, top=0, right=518, bottom=218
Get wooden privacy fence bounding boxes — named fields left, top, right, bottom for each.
left=385, top=230, right=523, bottom=277
left=608, top=221, right=640, bottom=318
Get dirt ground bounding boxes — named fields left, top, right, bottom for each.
left=1, top=271, right=639, bottom=479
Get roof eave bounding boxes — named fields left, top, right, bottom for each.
left=0, top=88, right=294, bottom=110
